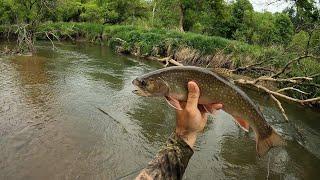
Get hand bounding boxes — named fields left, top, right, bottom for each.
left=175, top=81, right=223, bottom=148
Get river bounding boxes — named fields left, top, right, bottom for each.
left=0, top=42, right=319, bottom=179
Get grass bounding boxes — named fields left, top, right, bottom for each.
left=36, top=22, right=265, bottom=60
left=1, top=22, right=319, bottom=98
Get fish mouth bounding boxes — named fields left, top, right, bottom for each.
left=132, top=88, right=150, bottom=97
left=132, top=79, right=150, bottom=97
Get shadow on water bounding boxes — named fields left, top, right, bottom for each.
left=0, top=41, right=319, bottom=179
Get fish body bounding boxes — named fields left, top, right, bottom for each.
left=132, top=66, right=285, bottom=156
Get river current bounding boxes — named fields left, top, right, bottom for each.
left=0, top=42, right=319, bottom=179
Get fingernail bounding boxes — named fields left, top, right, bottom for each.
left=188, top=81, right=194, bottom=91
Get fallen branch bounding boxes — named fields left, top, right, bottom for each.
left=232, top=59, right=269, bottom=72
left=277, top=87, right=309, bottom=95
left=147, top=56, right=183, bottom=66
left=45, top=32, right=55, bottom=50
left=235, top=79, right=320, bottom=105
left=270, top=94, right=289, bottom=121
left=44, top=31, right=60, bottom=50
left=255, top=76, right=313, bottom=84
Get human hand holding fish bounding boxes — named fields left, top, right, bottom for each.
left=132, top=66, right=286, bottom=156
left=175, top=81, right=223, bottom=148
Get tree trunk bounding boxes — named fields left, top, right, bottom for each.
left=152, top=2, right=157, bottom=26
left=178, top=2, right=184, bottom=32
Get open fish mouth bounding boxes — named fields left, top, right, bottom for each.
left=132, top=89, right=145, bottom=96
left=132, top=85, right=151, bottom=97
left=132, top=88, right=152, bottom=97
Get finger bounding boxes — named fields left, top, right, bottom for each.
left=186, top=81, right=200, bottom=109
left=165, top=96, right=183, bottom=110
left=180, top=101, right=187, bottom=109
left=175, top=102, right=186, bottom=116
left=204, top=104, right=223, bottom=113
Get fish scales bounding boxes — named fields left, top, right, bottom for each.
left=132, top=66, right=285, bottom=156
left=154, top=67, right=269, bottom=133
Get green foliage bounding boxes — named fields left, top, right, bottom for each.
left=274, top=13, right=294, bottom=45
left=0, top=0, right=15, bottom=24
left=288, top=31, right=309, bottom=54
left=57, top=0, right=83, bottom=22
left=80, top=2, right=104, bottom=23
left=0, top=0, right=317, bottom=50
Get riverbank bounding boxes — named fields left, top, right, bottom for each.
left=0, top=22, right=319, bottom=102
left=1, top=41, right=320, bottom=179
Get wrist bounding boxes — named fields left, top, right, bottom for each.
left=175, top=129, right=197, bottom=148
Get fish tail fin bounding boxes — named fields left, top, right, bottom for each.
left=256, top=128, right=286, bottom=157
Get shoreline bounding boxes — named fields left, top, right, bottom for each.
left=0, top=22, right=319, bottom=108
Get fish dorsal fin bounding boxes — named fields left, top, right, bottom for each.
left=165, top=96, right=182, bottom=110
left=210, top=68, right=233, bottom=82
left=232, top=116, right=250, bottom=132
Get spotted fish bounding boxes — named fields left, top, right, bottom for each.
left=132, top=66, right=285, bottom=156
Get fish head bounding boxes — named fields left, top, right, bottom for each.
left=132, top=76, right=169, bottom=97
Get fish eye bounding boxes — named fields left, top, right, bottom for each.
left=141, top=80, right=147, bottom=86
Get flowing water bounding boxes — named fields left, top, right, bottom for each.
left=0, top=42, right=319, bottom=179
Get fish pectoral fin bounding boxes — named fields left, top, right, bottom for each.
left=165, top=96, right=182, bottom=110
left=233, top=117, right=250, bottom=132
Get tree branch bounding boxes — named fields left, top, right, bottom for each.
left=277, top=87, right=309, bottom=95
left=270, top=94, right=289, bottom=121
left=255, top=76, right=313, bottom=84
left=235, top=79, right=320, bottom=105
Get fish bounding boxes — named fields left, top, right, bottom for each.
left=132, top=66, right=285, bottom=156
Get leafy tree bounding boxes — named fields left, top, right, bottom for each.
left=0, top=0, right=16, bottom=24
left=101, top=0, right=148, bottom=24
left=57, top=0, right=83, bottom=22
left=274, top=13, right=294, bottom=45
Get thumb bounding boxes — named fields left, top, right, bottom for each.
left=186, top=81, right=200, bottom=109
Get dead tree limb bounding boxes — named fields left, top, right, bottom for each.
left=232, top=59, right=268, bottom=72
left=45, top=32, right=55, bottom=50
left=44, top=31, right=60, bottom=50
left=270, top=94, right=289, bottom=121
left=277, top=87, right=309, bottom=95
left=255, top=76, right=313, bottom=84
left=147, top=56, right=183, bottom=66
left=235, top=79, right=320, bottom=105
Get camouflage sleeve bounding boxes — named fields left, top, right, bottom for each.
left=136, top=133, right=194, bottom=180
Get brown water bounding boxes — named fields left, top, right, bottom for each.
left=0, top=42, right=319, bottom=179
